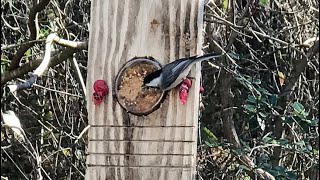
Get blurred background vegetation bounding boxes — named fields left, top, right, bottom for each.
left=1, top=0, right=318, bottom=179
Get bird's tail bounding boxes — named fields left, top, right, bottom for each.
left=194, top=52, right=224, bottom=62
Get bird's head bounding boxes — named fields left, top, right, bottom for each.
left=142, top=69, right=162, bottom=88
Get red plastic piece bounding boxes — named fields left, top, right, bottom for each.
left=179, top=88, right=189, bottom=105
left=179, top=79, right=193, bottom=105
left=93, top=80, right=109, bottom=105
left=183, top=79, right=192, bottom=88
left=200, top=86, right=204, bottom=93
left=178, top=79, right=205, bottom=105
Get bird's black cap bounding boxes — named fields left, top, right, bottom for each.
left=143, top=69, right=163, bottom=85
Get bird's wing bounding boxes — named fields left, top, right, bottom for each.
left=161, top=58, right=196, bottom=88
left=161, top=53, right=222, bottom=88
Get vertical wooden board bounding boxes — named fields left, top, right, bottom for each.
left=86, top=167, right=192, bottom=180
left=87, top=141, right=194, bottom=154
left=86, top=154, right=193, bottom=167
left=88, top=126, right=194, bottom=141
left=86, top=0, right=205, bottom=179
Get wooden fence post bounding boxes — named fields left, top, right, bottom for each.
left=85, top=0, right=205, bottom=179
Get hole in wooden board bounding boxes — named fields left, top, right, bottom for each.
left=114, top=57, right=167, bottom=116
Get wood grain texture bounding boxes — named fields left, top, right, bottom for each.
left=85, top=0, right=205, bottom=179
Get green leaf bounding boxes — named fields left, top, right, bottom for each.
left=223, top=0, right=229, bottom=10
left=258, top=155, right=270, bottom=168
left=303, top=119, right=312, bottom=124
left=278, top=138, right=289, bottom=146
left=287, top=171, right=298, bottom=180
left=295, top=141, right=305, bottom=146
left=262, top=136, right=273, bottom=143
left=275, top=165, right=286, bottom=172
left=202, top=127, right=218, bottom=142
left=247, top=95, right=257, bottom=104
left=260, top=97, right=269, bottom=106
left=252, top=78, right=261, bottom=85
left=39, top=28, right=51, bottom=38
left=24, top=49, right=31, bottom=63
left=292, top=102, right=304, bottom=114
left=285, top=116, right=295, bottom=124
left=204, top=140, right=215, bottom=147
left=245, top=76, right=261, bottom=85
left=269, top=94, right=278, bottom=106
left=62, top=148, right=71, bottom=156
left=1, top=65, right=4, bottom=74
left=301, top=110, right=309, bottom=117
left=306, top=144, right=312, bottom=151
left=310, top=118, right=319, bottom=125
left=257, top=88, right=272, bottom=96
left=261, top=162, right=272, bottom=169
left=244, top=104, right=256, bottom=113
left=1, top=131, right=5, bottom=141
left=227, top=53, right=241, bottom=60
left=24, top=48, right=31, bottom=56
left=1, top=54, right=9, bottom=74
left=235, top=76, right=251, bottom=90
left=259, top=112, right=267, bottom=118
left=260, top=0, right=268, bottom=6
left=232, top=148, right=244, bottom=156
left=1, top=54, right=9, bottom=62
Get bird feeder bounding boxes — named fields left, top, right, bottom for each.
left=114, top=57, right=166, bottom=116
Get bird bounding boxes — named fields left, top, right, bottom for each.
left=2, top=110, right=25, bottom=142
left=143, top=52, right=224, bottom=91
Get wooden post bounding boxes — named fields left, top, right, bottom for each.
left=85, top=0, right=205, bottom=179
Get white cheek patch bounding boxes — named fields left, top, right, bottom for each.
left=146, top=77, right=161, bottom=87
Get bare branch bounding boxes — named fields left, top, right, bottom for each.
left=204, top=16, right=306, bottom=56
left=225, top=0, right=255, bottom=51
left=1, top=47, right=81, bottom=86
left=1, top=39, right=45, bottom=51
left=282, top=40, right=319, bottom=97
left=9, top=0, right=50, bottom=71
left=3, top=33, right=88, bottom=91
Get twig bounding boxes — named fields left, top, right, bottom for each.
left=282, top=40, right=319, bottom=97
left=74, top=125, right=90, bottom=144
left=33, top=34, right=57, bottom=76
left=1, top=34, right=88, bottom=89
left=1, top=39, right=46, bottom=51
left=204, top=31, right=239, bottom=67
left=2, top=150, right=30, bottom=180
left=249, top=144, right=281, bottom=156
left=9, top=0, right=51, bottom=70
left=225, top=0, right=255, bottom=51
left=1, top=16, right=19, bottom=31
left=16, top=78, right=83, bottom=98
left=204, top=16, right=306, bottom=56
left=71, top=56, right=87, bottom=96
left=273, top=40, right=319, bottom=167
